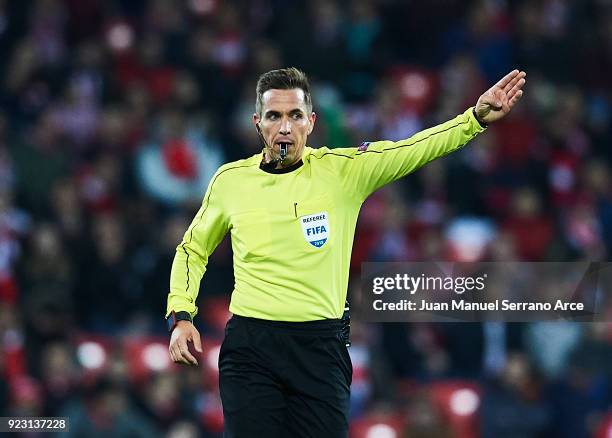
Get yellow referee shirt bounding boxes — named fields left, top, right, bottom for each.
left=166, top=107, right=486, bottom=321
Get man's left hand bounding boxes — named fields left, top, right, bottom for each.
left=475, top=69, right=526, bottom=125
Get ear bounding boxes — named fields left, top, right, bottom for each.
left=307, top=112, right=317, bottom=135
left=252, top=112, right=260, bottom=127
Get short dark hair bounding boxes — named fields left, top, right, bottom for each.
left=255, top=67, right=312, bottom=115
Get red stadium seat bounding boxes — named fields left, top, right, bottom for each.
left=350, top=412, right=404, bottom=438
left=427, top=380, right=481, bottom=438
left=199, top=390, right=224, bottom=433
left=200, top=338, right=223, bottom=390
left=594, top=412, right=612, bottom=438
left=122, top=335, right=172, bottom=383
left=389, top=66, right=439, bottom=116
left=199, top=296, right=232, bottom=334
left=74, top=334, right=114, bottom=381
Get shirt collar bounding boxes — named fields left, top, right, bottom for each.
left=259, top=147, right=310, bottom=174
left=259, top=157, right=304, bottom=174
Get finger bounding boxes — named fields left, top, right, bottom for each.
left=509, top=89, right=523, bottom=107
left=170, top=345, right=182, bottom=364
left=171, top=345, right=190, bottom=365
left=494, top=69, right=519, bottom=90
left=177, top=357, right=191, bottom=365
left=503, top=71, right=526, bottom=94
left=507, top=77, right=526, bottom=99
left=192, top=332, right=203, bottom=353
left=178, top=338, right=198, bottom=365
left=179, top=343, right=197, bottom=365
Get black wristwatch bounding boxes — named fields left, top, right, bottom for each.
left=166, top=310, right=193, bottom=333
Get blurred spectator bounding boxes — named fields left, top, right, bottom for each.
left=140, top=371, right=182, bottom=429
left=136, top=108, right=224, bottom=205
left=545, top=323, right=612, bottom=438
left=0, top=303, right=26, bottom=383
left=8, top=375, right=45, bottom=417
left=40, top=341, right=78, bottom=415
left=59, top=378, right=160, bottom=438
left=524, top=321, right=583, bottom=379
left=481, top=353, right=552, bottom=438
left=502, top=187, right=554, bottom=260
left=0, top=191, right=30, bottom=305
left=9, top=111, right=67, bottom=215
left=75, top=212, right=133, bottom=333
left=403, top=393, right=454, bottom=438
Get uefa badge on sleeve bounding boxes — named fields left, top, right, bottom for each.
left=300, top=212, right=329, bottom=248
left=358, top=141, right=370, bottom=151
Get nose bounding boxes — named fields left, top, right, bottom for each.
left=279, top=116, right=291, bottom=135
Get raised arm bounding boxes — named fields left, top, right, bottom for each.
left=341, top=70, right=526, bottom=201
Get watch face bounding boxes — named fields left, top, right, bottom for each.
left=167, top=313, right=177, bottom=332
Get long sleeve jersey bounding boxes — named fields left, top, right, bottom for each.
left=166, top=107, right=486, bottom=321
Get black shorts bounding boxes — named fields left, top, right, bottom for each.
left=219, top=314, right=352, bottom=438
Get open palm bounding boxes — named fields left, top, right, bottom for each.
left=475, top=70, right=526, bottom=124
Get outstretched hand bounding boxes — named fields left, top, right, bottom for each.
left=475, top=70, right=526, bottom=124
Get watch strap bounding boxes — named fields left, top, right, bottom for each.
left=166, top=310, right=192, bottom=333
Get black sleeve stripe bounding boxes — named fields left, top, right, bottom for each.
left=311, top=152, right=355, bottom=160
left=181, top=241, right=190, bottom=297
left=355, top=119, right=469, bottom=155
left=434, top=129, right=480, bottom=160
left=182, top=162, right=257, bottom=296
left=308, top=118, right=470, bottom=163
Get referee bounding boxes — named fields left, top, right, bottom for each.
left=166, top=67, right=526, bottom=437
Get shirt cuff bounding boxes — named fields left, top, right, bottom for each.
left=165, top=302, right=198, bottom=320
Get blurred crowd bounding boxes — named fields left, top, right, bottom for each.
left=0, top=0, right=611, bottom=436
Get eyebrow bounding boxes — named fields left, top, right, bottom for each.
left=264, top=109, right=305, bottom=117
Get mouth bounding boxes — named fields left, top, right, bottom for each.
left=275, top=141, right=294, bottom=148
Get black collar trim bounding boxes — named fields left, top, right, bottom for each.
left=259, top=159, right=303, bottom=174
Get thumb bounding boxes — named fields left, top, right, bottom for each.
left=485, top=96, right=502, bottom=110
left=482, top=91, right=502, bottom=110
left=192, top=331, right=203, bottom=353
